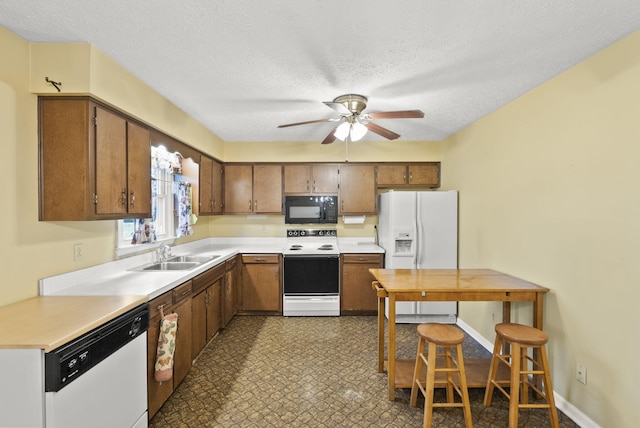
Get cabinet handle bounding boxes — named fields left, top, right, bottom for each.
left=211, top=199, right=215, bottom=210
left=311, top=179, right=315, bottom=192
left=409, top=172, right=413, bottom=183
left=249, top=199, right=252, bottom=210
left=121, top=189, right=127, bottom=208
left=307, top=179, right=310, bottom=192
left=358, top=257, right=367, bottom=261
left=403, top=172, right=407, bottom=183
left=179, top=289, right=190, bottom=296
left=254, top=200, right=257, bottom=210
left=254, top=258, right=265, bottom=262
left=130, top=190, right=135, bottom=208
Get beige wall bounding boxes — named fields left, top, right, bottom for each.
left=443, top=29, right=640, bottom=428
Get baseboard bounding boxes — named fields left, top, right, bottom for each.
left=456, top=318, right=600, bottom=428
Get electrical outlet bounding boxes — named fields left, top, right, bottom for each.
left=74, top=243, right=84, bottom=261
left=576, top=362, right=587, bottom=384
left=491, top=313, right=496, bottom=322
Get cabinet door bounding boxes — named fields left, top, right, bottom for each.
left=199, top=155, right=213, bottom=215
left=253, top=164, right=282, bottom=213
left=147, top=292, right=174, bottom=419
left=126, top=122, right=151, bottom=216
left=191, top=290, right=207, bottom=359
left=312, top=164, right=339, bottom=193
left=283, top=164, right=311, bottom=193
left=95, top=106, right=128, bottom=215
left=376, top=164, right=407, bottom=186
left=339, top=164, right=377, bottom=214
left=211, top=159, right=223, bottom=214
left=172, top=297, right=192, bottom=386
left=341, top=254, right=383, bottom=313
left=224, top=165, right=253, bottom=213
left=224, top=258, right=238, bottom=326
left=206, top=280, right=222, bottom=341
left=407, top=164, right=440, bottom=187
left=241, top=255, right=281, bottom=312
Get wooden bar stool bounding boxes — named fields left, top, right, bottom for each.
left=484, top=323, right=560, bottom=428
left=410, top=323, right=473, bottom=427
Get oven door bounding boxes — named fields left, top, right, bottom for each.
left=283, top=255, right=339, bottom=294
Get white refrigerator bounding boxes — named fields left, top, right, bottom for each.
left=378, top=190, right=458, bottom=323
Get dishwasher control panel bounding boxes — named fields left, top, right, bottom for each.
left=44, top=302, right=149, bottom=392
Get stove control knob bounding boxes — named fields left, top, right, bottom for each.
left=318, top=230, right=323, bottom=236
left=300, top=230, right=306, bottom=236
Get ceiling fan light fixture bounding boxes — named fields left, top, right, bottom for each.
left=334, top=122, right=350, bottom=141
left=350, top=121, right=368, bottom=141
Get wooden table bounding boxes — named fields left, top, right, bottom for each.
left=369, top=268, right=549, bottom=400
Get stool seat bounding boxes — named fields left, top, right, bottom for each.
left=410, top=323, right=473, bottom=427
left=417, top=322, right=465, bottom=346
left=495, top=323, right=548, bottom=346
left=484, top=323, right=559, bottom=428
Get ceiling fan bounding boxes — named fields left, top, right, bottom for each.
left=277, top=94, right=424, bottom=144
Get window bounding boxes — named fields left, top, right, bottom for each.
left=116, top=146, right=184, bottom=254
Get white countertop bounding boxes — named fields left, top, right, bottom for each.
left=40, top=237, right=384, bottom=300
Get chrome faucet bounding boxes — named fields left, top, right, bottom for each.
left=157, top=243, right=171, bottom=262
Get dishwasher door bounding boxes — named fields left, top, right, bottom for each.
left=45, top=333, right=148, bottom=428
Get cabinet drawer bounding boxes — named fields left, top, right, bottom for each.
left=192, top=263, right=226, bottom=294
left=342, top=254, right=383, bottom=264
left=242, top=254, right=279, bottom=264
left=149, top=291, right=174, bottom=320
left=172, top=280, right=193, bottom=304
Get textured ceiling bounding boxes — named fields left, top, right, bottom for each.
left=2, top=1, right=640, bottom=143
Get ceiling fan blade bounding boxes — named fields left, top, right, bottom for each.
left=323, top=101, right=352, bottom=115
left=277, top=118, right=332, bottom=128
left=321, top=126, right=340, bottom=145
left=366, top=110, right=424, bottom=119
left=365, top=122, right=400, bottom=140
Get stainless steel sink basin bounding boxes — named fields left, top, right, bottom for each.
left=139, top=261, right=200, bottom=271
left=166, top=255, right=219, bottom=264
left=132, top=254, right=220, bottom=272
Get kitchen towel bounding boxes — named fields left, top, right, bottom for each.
left=154, top=310, right=178, bottom=382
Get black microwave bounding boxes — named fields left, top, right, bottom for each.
left=284, top=195, right=338, bottom=224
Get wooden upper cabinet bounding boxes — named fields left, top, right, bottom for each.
left=199, top=155, right=223, bottom=215
left=224, top=165, right=253, bottom=214
left=338, top=164, right=377, bottom=215
left=253, top=164, right=283, bottom=213
left=376, top=163, right=440, bottom=188
left=224, top=164, right=282, bottom=214
left=284, top=164, right=339, bottom=194
left=39, top=97, right=151, bottom=220
left=126, top=122, right=152, bottom=216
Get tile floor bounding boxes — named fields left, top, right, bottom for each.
left=150, top=315, right=578, bottom=427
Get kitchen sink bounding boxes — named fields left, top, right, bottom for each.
left=166, top=255, right=219, bottom=263
left=132, top=254, right=220, bottom=272
left=139, top=261, right=200, bottom=271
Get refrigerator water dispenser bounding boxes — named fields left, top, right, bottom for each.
left=393, top=230, right=414, bottom=256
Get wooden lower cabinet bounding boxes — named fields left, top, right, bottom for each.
left=240, top=254, right=282, bottom=313
left=340, top=253, right=384, bottom=314
left=147, top=280, right=193, bottom=419
left=191, top=264, right=225, bottom=359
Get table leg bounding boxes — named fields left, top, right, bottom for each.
left=502, top=302, right=511, bottom=354
left=377, top=289, right=385, bottom=373
left=533, top=292, right=545, bottom=394
left=388, top=293, right=396, bottom=400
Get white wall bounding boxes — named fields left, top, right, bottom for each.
left=443, top=30, right=640, bottom=428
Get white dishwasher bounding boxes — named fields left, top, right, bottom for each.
left=0, top=302, right=149, bottom=428
left=44, top=302, right=149, bottom=428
